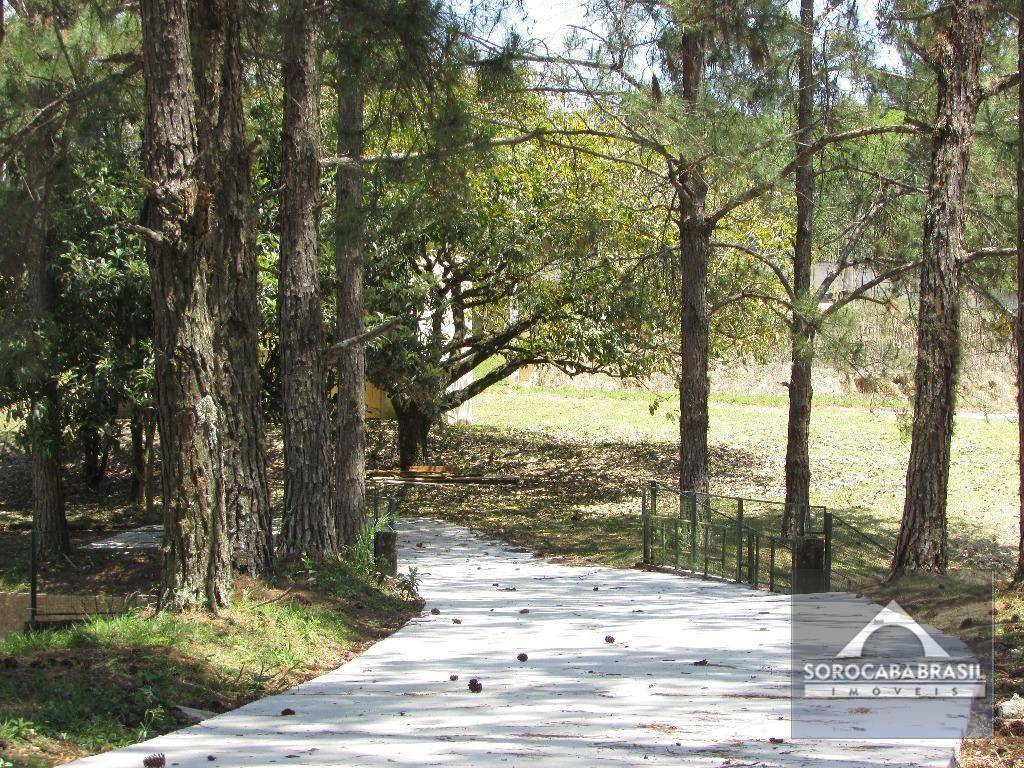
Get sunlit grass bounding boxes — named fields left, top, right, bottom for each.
left=466, top=384, right=1018, bottom=569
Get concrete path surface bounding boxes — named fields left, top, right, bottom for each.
left=65, top=518, right=963, bottom=767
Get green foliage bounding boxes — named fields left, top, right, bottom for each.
left=363, top=95, right=669, bottom=421
left=0, top=160, right=150, bottom=458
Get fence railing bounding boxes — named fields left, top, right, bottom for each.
left=640, top=483, right=892, bottom=594
left=823, top=510, right=893, bottom=592
left=641, top=484, right=800, bottom=593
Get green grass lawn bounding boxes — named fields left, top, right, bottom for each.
left=462, top=384, right=1018, bottom=571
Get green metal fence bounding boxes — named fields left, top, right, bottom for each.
left=823, top=510, right=894, bottom=591
left=640, top=483, right=893, bottom=594
left=641, top=484, right=802, bottom=592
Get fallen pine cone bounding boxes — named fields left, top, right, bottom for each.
left=605, top=635, right=615, bottom=644
left=280, top=708, right=296, bottom=716
left=468, top=678, right=483, bottom=693
left=430, top=608, right=441, bottom=615
left=449, top=673, right=459, bottom=681
left=452, top=618, right=462, bottom=624
left=519, top=608, right=530, bottom=614
left=143, top=755, right=166, bottom=768
left=517, top=653, right=528, bottom=662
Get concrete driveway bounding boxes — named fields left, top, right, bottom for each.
left=64, top=518, right=963, bottom=767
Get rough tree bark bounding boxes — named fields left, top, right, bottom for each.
left=393, top=400, right=431, bottom=472
left=279, top=0, right=335, bottom=557
left=193, top=0, right=273, bottom=577
left=23, top=74, right=70, bottom=560
left=1014, top=0, right=1024, bottom=586
left=333, top=77, right=367, bottom=546
left=140, top=0, right=230, bottom=608
left=25, top=175, right=70, bottom=559
left=782, top=0, right=816, bottom=538
left=675, top=31, right=711, bottom=495
left=891, top=0, right=984, bottom=576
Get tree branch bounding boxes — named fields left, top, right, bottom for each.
left=981, top=70, right=1021, bottom=101
left=822, top=260, right=921, bottom=318
left=325, top=316, right=401, bottom=361
left=711, top=241, right=794, bottom=299
left=707, top=123, right=924, bottom=227
left=0, top=60, right=142, bottom=167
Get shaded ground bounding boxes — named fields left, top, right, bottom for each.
left=61, top=519, right=966, bottom=768
left=456, top=385, right=1018, bottom=568
left=1, top=383, right=1021, bottom=763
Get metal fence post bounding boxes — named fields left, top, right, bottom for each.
left=746, top=529, right=756, bottom=586
left=29, top=524, right=37, bottom=629
left=673, top=518, right=680, bottom=569
left=823, top=511, right=833, bottom=592
left=768, top=537, right=776, bottom=592
left=641, top=488, right=650, bottom=565
left=687, top=492, right=697, bottom=571
left=752, top=532, right=760, bottom=588
left=735, top=498, right=744, bottom=583
left=720, top=531, right=726, bottom=576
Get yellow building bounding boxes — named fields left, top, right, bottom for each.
left=366, top=382, right=396, bottom=419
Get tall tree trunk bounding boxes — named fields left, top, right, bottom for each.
left=24, top=78, right=70, bottom=560
left=279, top=0, right=334, bottom=558
left=891, top=0, right=984, bottom=577
left=333, top=77, right=367, bottom=547
left=144, top=414, right=157, bottom=518
left=26, top=218, right=70, bottom=561
left=676, top=32, right=710, bottom=495
left=80, top=423, right=107, bottom=489
left=394, top=401, right=430, bottom=472
left=193, top=0, right=273, bottom=577
left=782, top=0, right=816, bottom=538
left=140, top=0, right=230, bottom=608
left=1013, top=0, right=1024, bottom=587
left=130, top=407, right=146, bottom=507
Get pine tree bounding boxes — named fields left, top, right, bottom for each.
left=139, top=0, right=231, bottom=607
left=892, top=0, right=988, bottom=575
left=193, top=0, right=274, bottom=577
left=279, top=0, right=335, bottom=558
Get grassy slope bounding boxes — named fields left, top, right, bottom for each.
left=467, top=385, right=1018, bottom=567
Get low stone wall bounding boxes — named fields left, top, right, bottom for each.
left=0, top=591, right=151, bottom=638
